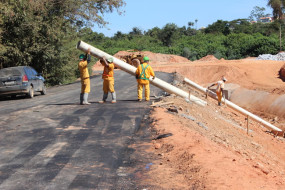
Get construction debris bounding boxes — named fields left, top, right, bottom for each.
left=256, top=52, right=285, bottom=61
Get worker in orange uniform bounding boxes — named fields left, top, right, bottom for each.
left=99, top=57, right=116, bottom=103
left=78, top=49, right=91, bottom=105
left=135, top=56, right=155, bottom=101
left=208, top=76, right=227, bottom=106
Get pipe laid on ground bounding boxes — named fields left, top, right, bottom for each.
left=183, top=77, right=282, bottom=132
left=76, top=40, right=207, bottom=106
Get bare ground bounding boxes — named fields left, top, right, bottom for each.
left=94, top=53, right=285, bottom=189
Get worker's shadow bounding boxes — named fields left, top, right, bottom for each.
left=46, top=103, right=79, bottom=106
left=118, top=99, right=141, bottom=102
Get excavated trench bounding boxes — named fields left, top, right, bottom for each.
left=226, top=84, right=285, bottom=131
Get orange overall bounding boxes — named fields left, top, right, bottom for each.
left=102, top=63, right=115, bottom=93
left=136, top=63, right=155, bottom=101
left=78, top=59, right=90, bottom=93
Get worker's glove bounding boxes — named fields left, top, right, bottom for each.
left=153, top=76, right=155, bottom=80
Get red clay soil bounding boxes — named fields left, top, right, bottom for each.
left=123, top=53, right=285, bottom=189
left=92, top=50, right=191, bottom=70
left=92, top=52, right=285, bottom=189
left=139, top=99, right=285, bottom=189
left=197, top=55, right=219, bottom=61
left=152, top=58, right=285, bottom=94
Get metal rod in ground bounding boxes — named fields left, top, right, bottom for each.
left=246, top=116, right=249, bottom=134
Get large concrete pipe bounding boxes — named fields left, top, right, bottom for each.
left=76, top=41, right=207, bottom=106
left=183, top=77, right=282, bottom=132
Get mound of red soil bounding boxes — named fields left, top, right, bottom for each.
left=279, top=64, right=285, bottom=81
left=198, top=55, right=218, bottom=61
left=92, top=51, right=191, bottom=71
left=114, top=51, right=191, bottom=64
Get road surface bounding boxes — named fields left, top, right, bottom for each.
left=0, top=70, right=173, bottom=189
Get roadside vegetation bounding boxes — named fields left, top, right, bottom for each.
left=0, top=1, right=284, bottom=86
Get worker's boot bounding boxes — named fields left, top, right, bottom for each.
left=99, top=93, right=108, bottom=103
left=80, top=93, right=83, bottom=105
left=83, top=93, right=91, bottom=105
left=218, top=102, right=221, bottom=106
left=111, top=92, right=116, bottom=103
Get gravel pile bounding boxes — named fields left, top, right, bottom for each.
left=257, top=52, right=285, bottom=61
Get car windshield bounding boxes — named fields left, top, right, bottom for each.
left=0, top=68, right=22, bottom=77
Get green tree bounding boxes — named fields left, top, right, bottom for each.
left=267, top=0, right=284, bottom=19
left=129, top=27, right=143, bottom=36
left=113, top=31, right=127, bottom=40
left=158, top=23, right=179, bottom=46
left=204, top=20, right=231, bottom=35
left=267, top=0, right=285, bottom=51
left=249, top=6, right=270, bottom=21
left=0, top=0, right=125, bottom=85
left=145, top=27, right=161, bottom=38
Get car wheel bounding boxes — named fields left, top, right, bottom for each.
left=40, top=85, right=47, bottom=95
left=27, top=85, right=34, bottom=98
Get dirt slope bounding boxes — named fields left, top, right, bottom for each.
left=140, top=98, right=285, bottom=189
left=92, top=50, right=191, bottom=70
left=152, top=58, right=285, bottom=94
left=126, top=53, right=285, bottom=189
left=92, top=51, right=285, bottom=188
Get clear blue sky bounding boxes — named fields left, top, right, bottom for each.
left=93, top=0, right=271, bottom=37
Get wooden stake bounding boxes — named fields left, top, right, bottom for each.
left=246, top=116, right=249, bottom=134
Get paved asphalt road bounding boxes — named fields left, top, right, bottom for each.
left=0, top=70, right=173, bottom=190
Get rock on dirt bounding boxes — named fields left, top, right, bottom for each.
left=257, top=52, right=285, bottom=61
left=279, top=64, right=285, bottom=81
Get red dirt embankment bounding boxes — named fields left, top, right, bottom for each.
left=92, top=50, right=191, bottom=71
left=125, top=53, right=285, bottom=189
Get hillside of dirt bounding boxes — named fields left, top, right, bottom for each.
left=92, top=50, right=191, bottom=70
left=116, top=53, right=285, bottom=189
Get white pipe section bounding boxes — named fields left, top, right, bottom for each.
left=76, top=41, right=207, bottom=106
left=183, top=78, right=282, bottom=132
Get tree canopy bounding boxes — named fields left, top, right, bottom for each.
left=0, top=0, right=125, bottom=84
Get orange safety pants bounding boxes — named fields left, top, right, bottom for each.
left=216, top=90, right=223, bottom=104
left=103, top=78, right=115, bottom=93
left=137, top=83, right=150, bottom=100
left=81, top=78, right=90, bottom=93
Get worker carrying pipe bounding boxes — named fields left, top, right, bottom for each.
left=78, top=48, right=91, bottom=105
left=76, top=40, right=207, bottom=106
left=135, top=56, right=155, bottom=101
left=99, top=57, right=117, bottom=103
left=208, top=76, right=227, bottom=106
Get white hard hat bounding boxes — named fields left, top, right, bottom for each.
left=222, top=77, right=227, bottom=81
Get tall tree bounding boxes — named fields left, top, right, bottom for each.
left=158, top=23, right=179, bottom=47
left=129, top=27, right=143, bottom=36
left=267, top=0, right=284, bottom=19
left=0, top=0, right=125, bottom=84
left=249, top=6, right=270, bottom=21
left=267, top=0, right=285, bottom=51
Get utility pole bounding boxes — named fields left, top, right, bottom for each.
left=279, top=22, right=282, bottom=52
